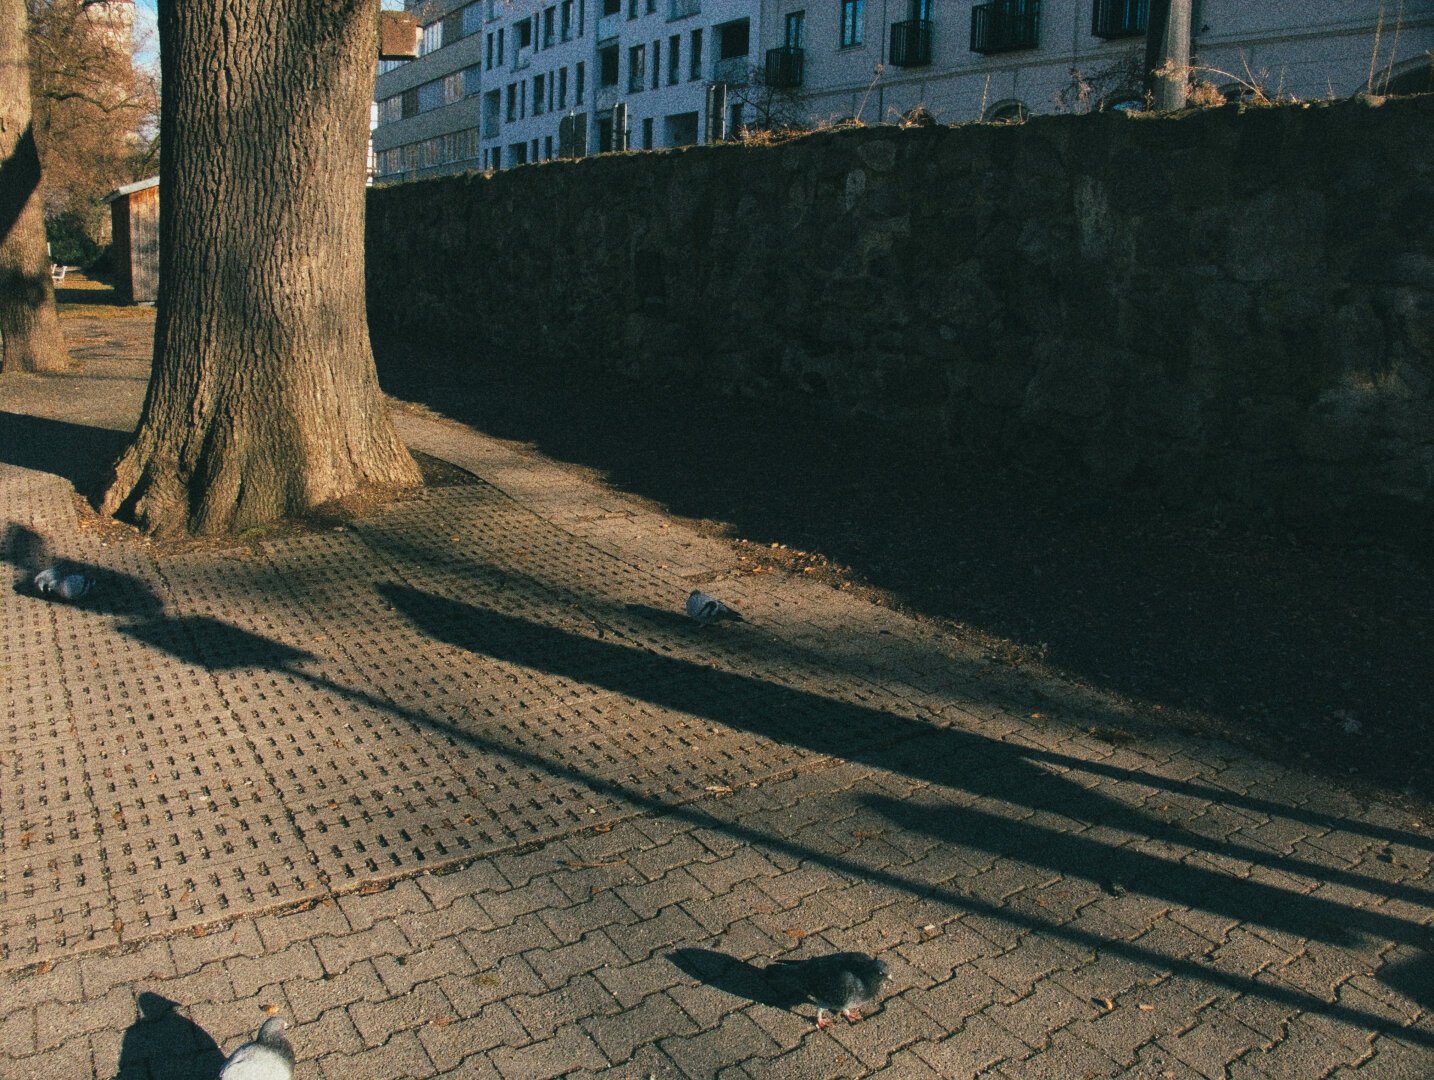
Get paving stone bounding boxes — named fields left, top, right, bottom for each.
left=5, top=336, right=1434, bottom=1079
left=488, top=1022, right=608, bottom=1079
left=348, top=980, right=450, bottom=1047
left=316, top=1028, right=436, bottom=1080
left=417, top=1001, right=529, bottom=1071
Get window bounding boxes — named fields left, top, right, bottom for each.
left=545, top=134, right=554, bottom=158
left=401, top=87, right=419, bottom=118
left=627, top=0, right=637, bottom=17
left=497, top=27, right=505, bottom=65
left=785, top=10, right=805, bottom=47
left=534, top=73, right=545, bottom=113
left=576, top=61, right=586, bottom=102
left=984, top=99, right=1027, bottom=122
left=517, top=18, right=533, bottom=48
left=561, top=0, right=574, bottom=39
left=464, top=64, right=482, bottom=97
left=716, top=18, right=748, bottom=59
left=420, top=20, right=442, bottom=54
left=543, top=6, right=556, bottom=46
left=482, top=88, right=501, bottom=135
left=642, top=116, right=654, bottom=148
left=443, top=71, right=464, bottom=104
left=599, top=42, right=619, bottom=86
left=597, top=116, right=613, bottom=152
left=603, top=0, right=620, bottom=14
left=442, top=9, right=464, bottom=46
left=668, top=34, right=680, bottom=83
left=628, top=44, right=646, bottom=91
left=506, top=83, right=517, bottom=121
left=379, top=95, right=402, bottom=123
left=689, top=28, right=702, bottom=78
left=646, top=0, right=656, bottom=12
left=651, top=39, right=661, bottom=89
left=840, top=0, right=863, bottom=46
left=463, top=1, right=484, bottom=36
left=559, top=66, right=569, bottom=108
left=417, top=82, right=441, bottom=114
left=486, top=31, right=494, bottom=68
left=509, top=142, right=527, bottom=166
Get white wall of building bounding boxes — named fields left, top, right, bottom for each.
left=373, top=0, right=764, bottom=180
left=372, top=0, right=1433, bottom=180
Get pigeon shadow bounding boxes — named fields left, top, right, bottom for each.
left=622, top=602, right=711, bottom=631
left=115, top=993, right=225, bottom=1080
left=1376, top=951, right=1434, bottom=1010
left=1, top=521, right=165, bottom=618
left=667, top=948, right=805, bottom=1010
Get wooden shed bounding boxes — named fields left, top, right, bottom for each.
left=102, top=176, right=159, bottom=304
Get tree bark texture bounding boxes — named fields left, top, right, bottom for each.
left=0, top=0, right=69, bottom=374
left=102, top=0, right=420, bottom=537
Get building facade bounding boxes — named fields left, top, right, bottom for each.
left=372, top=0, right=1433, bottom=180
left=373, top=0, right=760, bottom=180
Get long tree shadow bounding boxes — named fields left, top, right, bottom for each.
left=0, top=413, right=131, bottom=493
left=375, top=584, right=1434, bottom=945
left=101, top=580, right=1434, bottom=1045
left=375, top=344, right=1434, bottom=801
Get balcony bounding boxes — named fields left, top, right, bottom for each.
left=764, top=45, right=804, bottom=87
left=1091, top=0, right=1146, bottom=39
left=888, top=19, right=932, bottom=67
left=970, top=0, right=1040, bottom=55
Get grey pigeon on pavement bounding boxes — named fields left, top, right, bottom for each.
left=686, top=589, right=743, bottom=624
left=219, top=1017, right=294, bottom=1080
left=33, top=566, right=94, bottom=601
left=768, top=952, right=890, bottom=1029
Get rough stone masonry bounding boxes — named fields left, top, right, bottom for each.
left=368, top=94, right=1434, bottom=530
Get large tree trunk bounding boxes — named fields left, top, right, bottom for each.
left=101, top=0, right=420, bottom=537
left=0, top=0, right=69, bottom=374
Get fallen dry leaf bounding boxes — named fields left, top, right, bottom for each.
left=705, top=784, right=734, bottom=795
left=783, top=927, right=807, bottom=939
left=592, top=822, right=613, bottom=833
left=1138, top=1003, right=1155, bottom=1012
left=35, top=961, right=51, bottom=975
left=262, top=1002, right=282, bottom=1015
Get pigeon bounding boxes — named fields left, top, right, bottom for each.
left=768, top=951, right=890, bottom=1029
left=219, top=1017, right=294, bottom=1080
left=33, top=566, right=94, bottom=601
left=686, top=589, right=743, bottom=624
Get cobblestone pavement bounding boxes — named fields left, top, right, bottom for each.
left=1, top=324, right=1432, bottom=1078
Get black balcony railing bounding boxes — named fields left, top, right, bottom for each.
left=764, top=45, right=804, bottom=87
left=1091, top=0, right=1146, bottom=39
left=969, top=0, right=1040, bottom=54
left=889, top=19, right=932, bottom=67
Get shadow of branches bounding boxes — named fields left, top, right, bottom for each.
left=375, top=342, right=1434, bottom=802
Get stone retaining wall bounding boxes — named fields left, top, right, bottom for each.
left=367, top=94, right=1434, bottom=522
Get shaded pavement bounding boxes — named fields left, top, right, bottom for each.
left=0, top=310, right=1431, bottom=1078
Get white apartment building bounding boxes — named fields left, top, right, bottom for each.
left=373, top=0, right=761, bottom=179
left=372, top=0, right=1433, bottom=180
left=768, top=0, right=1433, bottom=127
